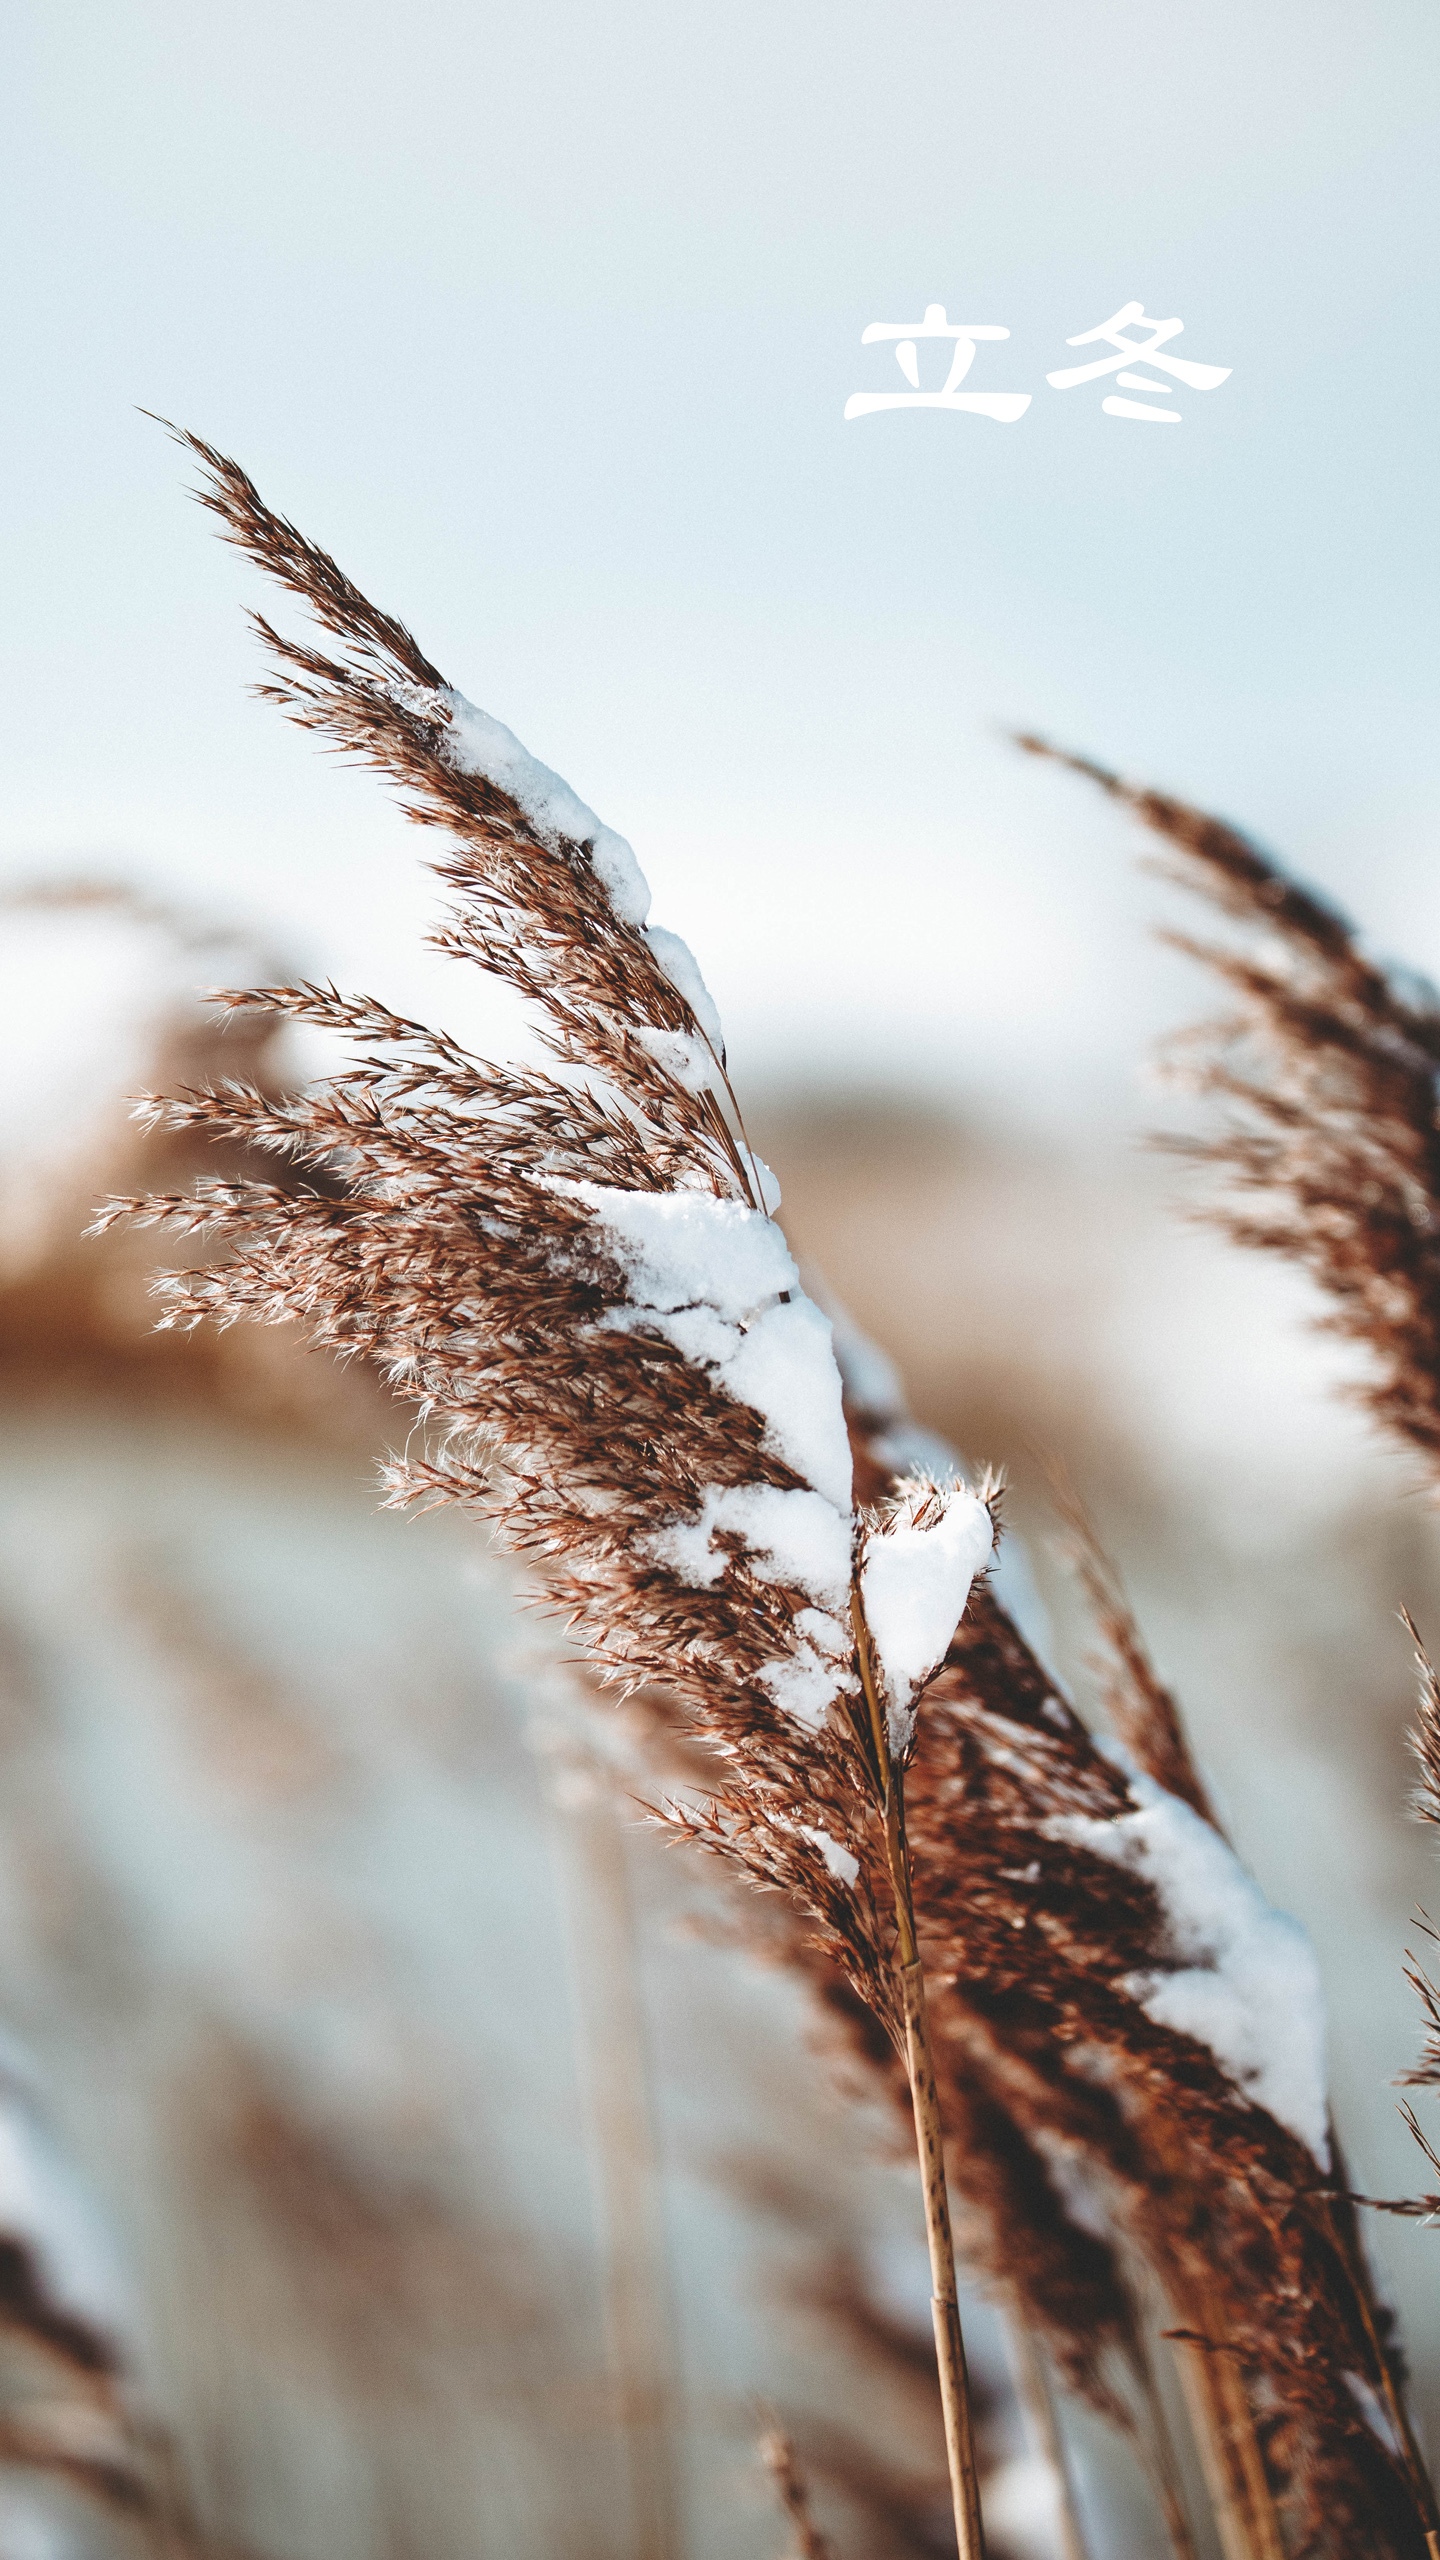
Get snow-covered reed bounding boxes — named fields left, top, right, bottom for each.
left=91, top=439, right=1440, bottom=2560
left=103, top=427, right=1003, bottom=2554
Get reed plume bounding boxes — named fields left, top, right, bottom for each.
left=104, top=427, right=999, bottom=2553
left=1016, top=735, right=1440, bottom=1481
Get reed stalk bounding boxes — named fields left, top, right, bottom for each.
left=1168, top=2318, right=1284, bottom=2560
left=849, top=1582, right=986, bottom=2560
left=1136, top=2354, right=1202, bottom=2560
left=1004, top=2310, right=1091, bottom=2560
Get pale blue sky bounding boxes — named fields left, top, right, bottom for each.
left=4, top=1, right=1438, bottom=1121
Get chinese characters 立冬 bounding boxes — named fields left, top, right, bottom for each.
left=844, top=298, right=1231, bottom=427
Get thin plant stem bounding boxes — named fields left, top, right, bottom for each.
left=1004, top=2309, right=1091, bottom=2560
left=850, top=1584, right=987, bottom=2560
left=1169, top=2342, right=1253, bottom=2560
left=1212, top=2344, right=1285, bottom=2560
left=1168, top=2313, right=1283, bottom=2560
left=1136, top=2353, right=1203, bottom=2560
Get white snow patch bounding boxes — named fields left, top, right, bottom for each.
left=799, top=1825, right=860, bottom=1888
left=1048, top=1779, right=1330, bottom=2163
left=859, top=1480, right=994, bottom=1752
left=442, top=688, right=653, bottom=926
left=437, top=703, right=735, bottom=1117
left=644, top=1482, right=850, bottom=1613
left=642, top=924, right=724, bottom=1051
left=633, top=1024, right=718, bottom=1094
left=820, top=1292, right=1060, bottom=1665
left=564, top=1180, right=859, bottom=1724
left=755, top=1607, right=855, bottom=1726
left=574, top=1186, right=854, bottom=1513
left=722, top=1297, right=851, bottom=1506
left=573, top=1181, right=797, bottom=1314
left=756, top=1645, right=844, bottom=1729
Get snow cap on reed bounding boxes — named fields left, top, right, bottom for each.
left=571, top=1180, right=858, bottom=1722
left=440, top=689, right=654, bottom=926
left=858, top=1476, right=995, bottom=1754
left=437, top=685, right=728, bottom=1068
left=578, top=1185, right=852, bottom=1509
left=1049, top=1777, right=1330, bottom=2161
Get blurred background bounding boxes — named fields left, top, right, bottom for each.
left=3, top=5, right=1440, bottom=2554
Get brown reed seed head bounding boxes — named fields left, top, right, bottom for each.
left=103, top=427, right=978, bottom=2045
left=103, top=444, right=1438, bottom=2554
left=1018, top=732, right=1440, bottom=1482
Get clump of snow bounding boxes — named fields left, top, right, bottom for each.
left=570, top=1181, right=795, bottom=1317
left=562, top=1181, right=860, bottom=1718
left=437, top=700, right=739, bottom=1109
left=645, top=1483, right=850, bottom=1610
left=825, top=1286, right=1060, bottom=1662
left=755, top=1646, right=842, bottom=1729
left=442, top=689, right=653, bottom=927
left=1049, top=1778, right=1330, bottom=2163
left=859, top=1479, right=994, bottom=1752
left=633, top=1025, right=719, bottom=1094
left=799, top=1825, right=860, bottom=1887
left=573, top=1186, right=854, bottom=1511
left=755, top=1608, right=857, bottom=1729
left=642, top=924, right=724, bottom=1050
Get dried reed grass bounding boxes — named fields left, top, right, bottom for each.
left=105, top=424, right=1004, bottom=2554
left=1017, top=735, right=1440, bottom=1483
left=93, top=444, right=1440, bottom=2558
